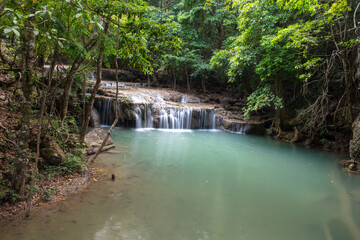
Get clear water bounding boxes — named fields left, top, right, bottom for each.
left=2, top=129, right=360, bottom=240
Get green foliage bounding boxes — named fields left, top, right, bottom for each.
left=243, top=85, right=283, bottom=119
left=41, top=187, right=55, bottom=202
left=63, top=153, right=84, bottom=173
left=43, top=153, right=84, bottom=176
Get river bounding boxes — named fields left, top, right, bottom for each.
left=1, top=129, right=360, bottom=240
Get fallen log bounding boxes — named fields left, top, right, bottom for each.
left=86, top=144, right=115, bottom=156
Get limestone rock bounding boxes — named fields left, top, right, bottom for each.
left=84, top=128, right=114, bottom=148
left=350, top=115, right=360, bottom=159
left=90, top=108, right=101, bottom=127
left=41, top=142, right=66, bottom=165
left=223, top=119, right=233, bottom=131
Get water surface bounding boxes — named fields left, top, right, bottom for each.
left=1, top=129, right=360, bottom=240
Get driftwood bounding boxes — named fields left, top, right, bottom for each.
left=86, top=144, right=115, bottom=156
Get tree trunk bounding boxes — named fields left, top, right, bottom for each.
left=59, top=36, right=97, bottom=123
left=0, top=0, right=7, bottom=14
left=91, top=17, right=121, bottom=162
left=25, top=44, right=58, bottom=218
left=274, top=77, right=287, bottom=137
left=217, top=22, right=223, bottom=49
left=79, top=21, right=110, bottom=142
left=341, top=52, right=353, bottom=123
left=12, top=16, right=36, bottom=197
left=82, top=72, right=87, bottom=124
left=201, top=73, right=206, bottom=93
left=59, top=58, right=82, bottom=123
left=172, top=67, right=176, bottom=89
left=185, top=64, right=190, bottom=91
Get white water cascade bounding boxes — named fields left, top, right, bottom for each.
left=159, top=107, right=193, bottom=129
left=134, top=104, right=154, bottom=128
left=133, top=104, right=216, bottom=130
left=94, top=95, right=217, bottom=130
left=231, top=122, right=248, bottom=134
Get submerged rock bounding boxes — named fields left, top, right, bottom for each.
left=84, top=128, right=114, bottom=148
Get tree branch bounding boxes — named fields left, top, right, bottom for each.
left=354, top=2, right=360, bottom=29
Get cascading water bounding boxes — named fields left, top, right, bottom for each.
left=93, top=95, right=217, bottom=130
left=134, top=104, right=154, bottom=128
left=159, top=107, right=193, bottom=129
left=181, top=95, right=187, bottom=105
left=231, top=122, right=247, bottom=134
left=198, top=109, right=216, bottom=129
left=97, top=97, right=114, bottom=126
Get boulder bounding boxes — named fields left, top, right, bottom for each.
left=90, top=108, right=101, bottom=127
left=350, top=115, right=360, bottom=159
left=84, top=128, right=114, bottom=148
left=41, top=142, right=66, bottom=165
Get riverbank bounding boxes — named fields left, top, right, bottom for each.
left=0, top=157, right=104, bottom=221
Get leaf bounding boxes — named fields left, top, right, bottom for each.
left=96, top=22, right=104, bottom=31
left=58, top=41, right=64, bottom=49
left=12, top=29, right=20, bottom=37
left=89, top=23, right=94, bottom=31
left=3, top=28, right=11, bottom=34
left=74, top=13, right=82, bottom=19
left=33, top=0, right=36, bottom=3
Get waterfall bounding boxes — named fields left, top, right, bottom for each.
left=231, top=123, right=247, bottom=134
left=134, top=106, right=142, bottom=128
left=198, top=109, right=216, bottom=129
left=134, top=104, right=154, bottom=128
left=94, top=97, right=217, bottom=130
left=97, top=97, right=114, bottom=126
left=181, top=95, right=187, bottom=105
left=159, top=107, right=193, bottom=129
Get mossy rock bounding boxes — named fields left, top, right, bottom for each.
left=41, top=142, right=66, bottom=165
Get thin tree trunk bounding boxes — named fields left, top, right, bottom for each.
left=275, top=77, right=285, bottom=137
left=330, top=22, right=353, bottom=123
left=59, top=58, right=83, bottom=123
left=59, top=36, right=97, bottom=123
left=0, top=0, right=6, bottom=15
left=25, top=44, right=58, bottom=218
left=341, top=53, right=353, bottom=123
left=79, top=21, right=110, bottom=142
left=12, top=16, right=36, bottom=197
left=201, top=73, right=206, bottom=93
left=172, top=67, right=176, bottom=89
left=91, top=17, right=121, bottom=162
left=82, top=72, right=87, bottom=125
left=185, top=64, right=190, bottom=91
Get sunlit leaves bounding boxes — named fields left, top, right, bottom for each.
left=243, top=85, right=283, bottom=119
